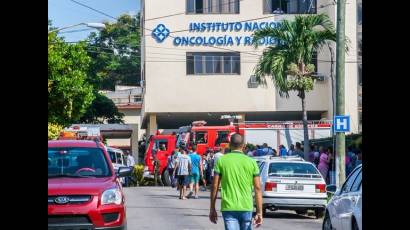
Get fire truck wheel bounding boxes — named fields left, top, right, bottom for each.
left=162, top=169, right=171, bottom=186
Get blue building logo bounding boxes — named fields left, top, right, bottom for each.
left=152, top=24, right=170, bottom=43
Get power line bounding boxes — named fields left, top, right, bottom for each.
left=68, top=0, right=118, bottom=20
left=60, top=40, right=362, bottom=64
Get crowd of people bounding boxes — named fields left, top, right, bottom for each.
left=166, top=144, right=226, bottom=199
left=165, top=141, right=362, bottom=194
left=243, top=142, right=362, bottom=184
left=244, top=142, right=305, bottom=159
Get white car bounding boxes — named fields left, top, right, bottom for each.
left=323, top=164, right=362, bottom=230
left=106, top=147, right=128, bottom=186
left=258, top=156, right=328, bottom=218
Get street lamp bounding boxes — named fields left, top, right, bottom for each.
left=48, top=22, right=106, bottom=34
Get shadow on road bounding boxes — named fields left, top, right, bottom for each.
left=126, top=206, right=210, bottom=211
left=144, top=194, right=213, bottom=199
left=263, top=211, right=316, bottom=220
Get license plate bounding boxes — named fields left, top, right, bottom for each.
left=286, top=184, right=304, bottom=191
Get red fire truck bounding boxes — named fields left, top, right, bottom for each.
left=143, top=120, right=332, bottom=186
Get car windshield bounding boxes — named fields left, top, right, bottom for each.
left=268, top=162, right=321, bottom=178
left=48, top=147, right=111, bottom=178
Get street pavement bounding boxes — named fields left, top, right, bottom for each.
left=124, top=186, right=322, bottom=230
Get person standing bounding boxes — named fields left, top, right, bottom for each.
left=201, top=151, right=209, bottom=191
left=279, top=145, right=287, bottom=157
left=187, top=145, right=202, bottom=199
left=153, top=150, right=163, bottom=186
left=287, top=144, right=295, bottom=156
left=308, top=144, right=316, bottom=163
left=213, top=147, right=225, bottom=166
left=293, top=142, right=304, bottom=159
left=318, top=147, right=331, bottom=183
left=167, top=147, right=180, bottom=188
left=173, top=149, right=191, bottom=200
left=125, top=151, right=135, bottom=187
left=247, top=146, right=254, bottom=157
left=209, top=134, right=263, bottom=229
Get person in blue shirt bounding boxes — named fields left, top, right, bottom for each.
left=187, top=145, right=203, bottom=199
left=255, top=145, right=264, bottom=156
left=279, top=145, right=287, bottom=157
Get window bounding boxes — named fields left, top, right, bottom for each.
left=133, top=95, right=142, bottom=103
left=154, top=140, right=168, bottom=151
left=116, top=152, right=123, bottom=164
left=108, top=150, right=116, bottom=163
left=342, top=167, right=361, bottom=193
left=48, top=148, right=111, bottom=177
left=350, top=170, right=362, bottom=192
left=187, top=0, right=239, bottom=14
left=194, top=131, right=208, bottom=144
left=312, top=51, right=318, bottom=73
left=215, top=131, right=229, bottom=146
left=263, top=0, right=316, bottom=14
left=268, top=162, right=321, bottom=178
left=187, top=52, right=240, bottom=75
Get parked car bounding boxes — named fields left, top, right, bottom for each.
left=48, top=140, right=132, bottom=230
left=259, top=156, right=327, bottom=218
left=323, top=164, right=362, bottom=230
left=106, top=147, right=128, bottom=186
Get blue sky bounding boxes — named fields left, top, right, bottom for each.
left=48, top=0, right=140, bottom=42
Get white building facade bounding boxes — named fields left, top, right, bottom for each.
left=140, top=0, right=359, bottom=136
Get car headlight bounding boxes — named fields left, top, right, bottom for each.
left=101, top=188, right=122, bottom=205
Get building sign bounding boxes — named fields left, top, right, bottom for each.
left=334, top=115, right=350, bottom=132
left=152, top=21, right=281, bottom=46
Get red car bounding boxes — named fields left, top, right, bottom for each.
left=48, top=140, right=132, bottom=230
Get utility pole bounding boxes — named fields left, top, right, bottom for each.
left=335, top=0, right=346, bottom=187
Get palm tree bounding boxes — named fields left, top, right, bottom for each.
left=252, top=14, right=337, bottom=159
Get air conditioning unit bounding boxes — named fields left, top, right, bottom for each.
left=248, top=75, right=259, bottom=88
left=312, top=73, right=326, bottom=82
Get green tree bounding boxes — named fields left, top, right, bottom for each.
left=48, top=32, right=95, bottom=125
left=86, top=14, right=140, bottom=90
left=252, top=14, right=337, bottom=158
left=79, top=92, right=124, bottom=124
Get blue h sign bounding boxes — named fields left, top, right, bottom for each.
left=334, top=116, right=350, bottom=132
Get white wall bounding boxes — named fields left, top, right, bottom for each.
left=142, top=0, right=359, bottom=133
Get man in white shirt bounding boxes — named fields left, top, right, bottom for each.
left=126, top=151, right=135, bottom=167
left=124, top=151, right=135, bottom=187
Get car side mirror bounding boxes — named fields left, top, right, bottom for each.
left=117, top=167, right=133, bottom=177
left=326, top=184, right=337, bottom=194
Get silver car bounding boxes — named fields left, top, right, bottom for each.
left=323, top=164, right=362, bottom=230
left=259, top=156, right=328, bottom=218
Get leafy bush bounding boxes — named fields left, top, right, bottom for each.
left=48, top=123, right=63, bottom=140
left=129, top=164, right=154, bottom=186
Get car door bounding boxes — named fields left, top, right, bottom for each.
left=336, top=167, right=362, bottom=230
left=340, top=169, right=362, bottom=230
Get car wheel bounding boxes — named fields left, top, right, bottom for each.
left=162, top=170, right=171, bottom=186
left=315, top=209, right=325, bottom=219
left=352, top=219, right=359, bottom=230
left=322, top=211, right=333, bottom=230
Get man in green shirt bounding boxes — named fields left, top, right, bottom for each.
left=209, top=134, right=263, bottom=229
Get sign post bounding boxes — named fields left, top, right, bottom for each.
left=333, top=115, right=350, bottom=187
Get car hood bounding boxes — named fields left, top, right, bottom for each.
left=48, top=177, right=118, bottom=196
